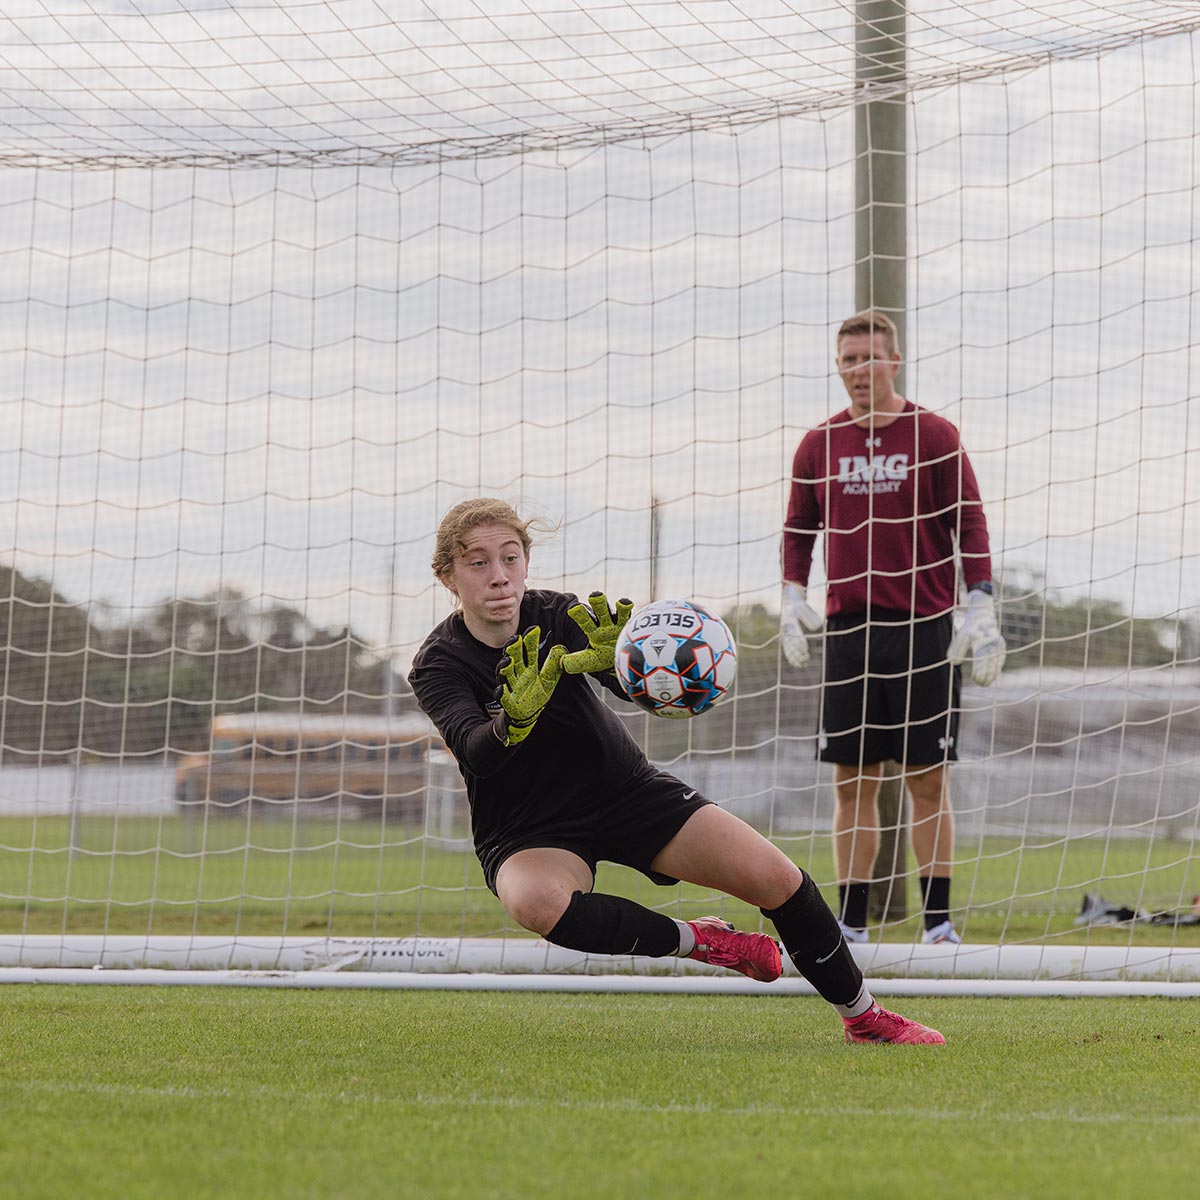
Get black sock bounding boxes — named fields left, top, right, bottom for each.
left=919, top=875, right=951, bottom=929
left=762, top=873, right=865, bottom=1008
left=837, top=882, right=871, bottom=931
left=545, top=891, right=682, bottom=957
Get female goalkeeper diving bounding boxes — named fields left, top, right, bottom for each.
left=407, top=497, right=944, bottom=1044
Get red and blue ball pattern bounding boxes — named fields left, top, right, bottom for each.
left=615, top=599, right=738, bottom=718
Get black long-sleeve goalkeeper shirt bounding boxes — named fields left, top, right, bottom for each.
left=407, top=590, right=659, bottom=856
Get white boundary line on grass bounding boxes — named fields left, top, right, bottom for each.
left=1, top=968, right=1199, bottom=997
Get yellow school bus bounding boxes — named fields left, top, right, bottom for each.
left=174, top=711, right=444, bottom=821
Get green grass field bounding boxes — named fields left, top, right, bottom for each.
left=2, top=817, right=1196, bottom=1198
left=0, top=986, right=1196, bottom=1200
left=1, top=815, right=1196, bottom=949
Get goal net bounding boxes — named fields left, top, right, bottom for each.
left=1, top=1, right=1198, bottom=992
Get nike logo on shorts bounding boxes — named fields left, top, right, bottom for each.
left=682, top=790, right=697, bottom=800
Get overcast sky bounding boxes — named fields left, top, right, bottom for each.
left=1, top=2, right=1198, bottom=664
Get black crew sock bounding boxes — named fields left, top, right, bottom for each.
left=919, top=875, right=952, bottom=930
left=762, top=873, right=866, bottom=1009
left=837, top=881, right=871, bottom=931
left=545, top=891, right=682, bottom=958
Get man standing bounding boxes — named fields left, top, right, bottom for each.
left=781, top=311, right=1006, bottom=944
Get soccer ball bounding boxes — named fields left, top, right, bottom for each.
left=614, top=599, right=738, bottom=718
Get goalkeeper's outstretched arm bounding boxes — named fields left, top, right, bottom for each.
left=408, top=656, right=513, bottom=778
left=410, top=629, right=568, bottom=770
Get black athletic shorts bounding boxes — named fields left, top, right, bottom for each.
left=477, top=773, right=711, bottom=895
left=818, top=610, right=960, bottom=767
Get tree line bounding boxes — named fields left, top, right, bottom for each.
left=0, top=566, right=392, bottom=763
left=635, top=576, right=1191, bottom=762
left=0, top=562, right=1190, bottom=764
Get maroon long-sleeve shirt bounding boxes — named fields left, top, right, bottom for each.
left=783, top=400, right=992, bottom=619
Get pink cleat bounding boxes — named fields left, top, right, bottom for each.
left=843, top=1004, right=945, bottom=1045
left=687, top=916, right=783, bottom=983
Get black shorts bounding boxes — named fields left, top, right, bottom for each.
left=818, top=611, right=960, bottom=767
left=477, top=773, right=711, bottom=895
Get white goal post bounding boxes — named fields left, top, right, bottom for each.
left=0, top=2, right=1198, bottom=995
left=1, top=937, right=1200, bottom=997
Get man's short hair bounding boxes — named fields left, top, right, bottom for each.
left=837, top=310, right=900, bottom=359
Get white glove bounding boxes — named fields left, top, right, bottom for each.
left=947, top=588, right=1006, bottom=686
left=780, top=582, right=824, bottom=669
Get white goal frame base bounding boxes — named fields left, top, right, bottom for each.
left=0, top=936, right=1197, bottom=997
left=0, top=968, right=1197, bottom=998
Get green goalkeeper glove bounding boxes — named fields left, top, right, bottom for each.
left=562, top=591, right=635, bottom=676
left=497, top=626, right=566, bottom=746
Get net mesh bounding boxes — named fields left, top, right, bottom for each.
left=0, top=1, right=1197, bottom=971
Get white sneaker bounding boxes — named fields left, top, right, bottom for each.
left=839, top=921, right=870, bottom=944
left=921, top=919, right=961, bottom=945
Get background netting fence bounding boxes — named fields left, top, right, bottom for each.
left=1, top=1, right=1198, bottom=979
